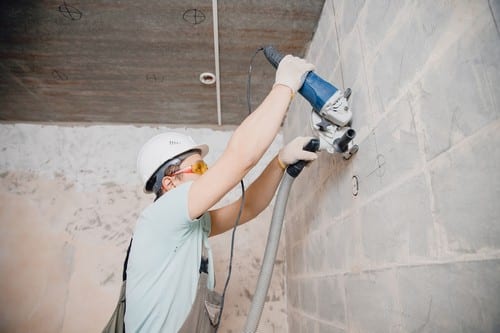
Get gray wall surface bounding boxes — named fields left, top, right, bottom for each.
left=283, top=1, right=500, bottom=332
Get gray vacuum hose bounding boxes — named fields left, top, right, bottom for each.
left=242, top=173, right=295, bottom=333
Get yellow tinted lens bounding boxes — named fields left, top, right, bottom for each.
left=192, top=160, right=208, bottom=174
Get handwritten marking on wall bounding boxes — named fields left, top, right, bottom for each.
left=352, top=175, right=359, bottom=196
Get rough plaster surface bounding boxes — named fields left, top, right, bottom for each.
left=0, top=123, right=285, bottom=332
left=284, top=0, right=500, bottom=332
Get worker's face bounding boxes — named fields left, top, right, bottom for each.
left=175, top=153, right=205, bottom=180
left=171, top=155, right=207, bottom=178
left=161, top=153, right=205, bottom=192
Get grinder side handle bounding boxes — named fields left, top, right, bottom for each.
left=286, top=138, right=320, bottom=178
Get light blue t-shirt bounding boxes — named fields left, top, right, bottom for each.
left=124, top=181, right=213, bottom=333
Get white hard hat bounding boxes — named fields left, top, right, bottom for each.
left=137, top=132, right=208, bottom=193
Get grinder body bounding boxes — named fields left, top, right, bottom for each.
left=263, top=46, right=352, bottom=127
left=263, top=46, right=357, bottom=157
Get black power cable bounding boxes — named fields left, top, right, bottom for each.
left=215, top=46, right=264, bottom=332
left=215, top=180, right=245, bottom=332
left=247, top=47, right=264, bottom=114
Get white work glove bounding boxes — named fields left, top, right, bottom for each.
left=274, top=55, right=315, bottom=94
left=278, top=136, right=318, bottom=167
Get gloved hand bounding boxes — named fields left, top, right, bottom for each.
left=274, top=55, right=315, bottom=94
left=278, top=136, right=318, bottom=167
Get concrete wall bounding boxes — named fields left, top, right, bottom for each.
left=284, top=1, right=500, bottom=332
left=0, top=123, right=286, bottom=332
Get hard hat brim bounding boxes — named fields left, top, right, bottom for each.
left=143, top=143, right=209, bottom=193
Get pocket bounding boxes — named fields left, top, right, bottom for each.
left=178, top=273, right=222, bottom=333
left=204, top=289, right=222, bottom=326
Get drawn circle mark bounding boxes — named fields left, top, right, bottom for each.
left=183, top=9, right=206, bottom=25
left=352, top=175, right=359, bottom=197
left=58, top=2, right=82, bottom=21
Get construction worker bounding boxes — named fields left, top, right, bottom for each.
left=125, top=55, right=317, bottom=332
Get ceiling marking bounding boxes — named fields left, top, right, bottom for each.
left=52, top=70, right=68, bottom=81
left=183, top=9, right=206, bottom=25
left=57, top=1, right=83, bottom=21
left=146, top=73, right=166, bottom=83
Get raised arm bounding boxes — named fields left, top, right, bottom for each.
left=208, top=137, right=317, bottom=237
left=187, top=56, right=314, bottom=220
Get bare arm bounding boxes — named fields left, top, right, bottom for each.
left=187, top=55, right=314, bottom=221
left=207, top=135, right=318, bottom=236
left=188, top=85, right=292, bottom=220
left=208, top=156, right=284, bottom=237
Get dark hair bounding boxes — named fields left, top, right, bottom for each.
left=151, top=161, right=181, bottom=200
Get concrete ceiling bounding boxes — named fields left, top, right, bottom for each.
left=0, top=0, right=325, bottom=126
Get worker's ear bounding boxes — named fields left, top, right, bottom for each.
left=161, top=176, right=176, bottom=192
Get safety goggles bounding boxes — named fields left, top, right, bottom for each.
left=172, top=160, right=208, bottom=176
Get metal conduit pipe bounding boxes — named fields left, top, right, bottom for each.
left=243, top=138, right=320, bottom=333
left=211, top=0, right=222, bottom=126
left=242, top=173, right=295, bottom=333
